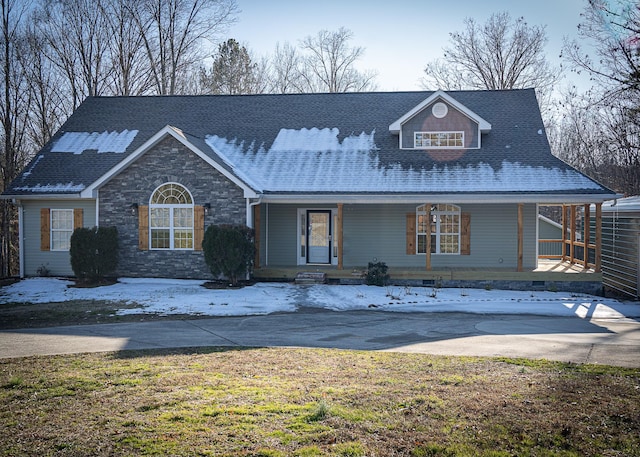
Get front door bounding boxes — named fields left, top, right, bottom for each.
left=307, top=210, right=331, bottom=264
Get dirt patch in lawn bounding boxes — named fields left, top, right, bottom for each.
left=0, top=300, right=207, bottom=330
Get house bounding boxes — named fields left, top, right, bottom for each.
left=2, top=89, right=618, bottom=289
left=600, top=196, right=640, bottom=298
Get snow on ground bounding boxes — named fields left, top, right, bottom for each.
left=1, top=277, right=639, bottom=320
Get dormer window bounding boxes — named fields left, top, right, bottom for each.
left=389, top=90, right=491, bottom=150
left=415, top=131, right=464, bottom=149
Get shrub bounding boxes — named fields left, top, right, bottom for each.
left=70, top=226, right=118, bottom=283
left=202, top=224, right=255, bottom=286
left=365, top=261, right=389, bottom=286
left=36, top=264, right=50, bottom=277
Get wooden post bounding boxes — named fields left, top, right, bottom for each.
left=194, top=206, right=204, bottom=251
left=337, top=203, right=343, bottom=270
left=570, top=205, right=576, bottom=264
left=517, top=203, right=523, bottom=272
left=425, top=203, right=432, bottom=271
left=583, top=204, right=590, bottom=269
left=595, top=202, right=602, bottom=273
left=138, top=205, right=149, bottom=251
left=253, top=204, right=261, bottom=269
left=561, top=205, right=567, bottom=262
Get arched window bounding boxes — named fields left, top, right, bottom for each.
left=149, top=183, right=194, bottom=250
left=417, top=204, right=461, bottom=254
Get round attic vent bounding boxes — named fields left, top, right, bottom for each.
left=432, top=102, right=448, bottom=118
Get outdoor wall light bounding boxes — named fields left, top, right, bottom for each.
left=129, top=203, right=138, bottom=216
left=203, top=203, right=211, bottom=215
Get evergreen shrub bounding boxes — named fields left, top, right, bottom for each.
left=70, top=226, right=118, bottom=283
left=202, top=224, right=255, bottom=286
left=365, top=261, right=390, bottom=286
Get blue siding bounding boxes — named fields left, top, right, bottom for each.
left=263, top=203, right=538, bottom=270
left=21, top=200, right=96, bottom=277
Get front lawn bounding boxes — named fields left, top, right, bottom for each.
left=1, top=347, right=639, bottom=456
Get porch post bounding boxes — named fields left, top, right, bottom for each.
left=425, top=203, right=432, bottom=271
left=517, top=203, right=523, bottom=272
left=253, top=205, right=261, bottom=268
left=337, top=203, right=343, bottom=270
left=583, top=204, right=590, bottom=269
left=561, top=205, right=567, bottom=262
left=595, top=202, right=602, bottom=273
left=570, top=205, right=576, bottom=264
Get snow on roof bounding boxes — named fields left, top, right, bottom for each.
left=51, top=130, right=138, bottom=154
left=206, top=128, right=604, bottom=193
left=20, top=154, right=44, bottom=178
left=269, top=127, right=377, bottom=152
left=13, top=183, right=85, bottom=193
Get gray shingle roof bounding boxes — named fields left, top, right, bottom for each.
left=4, top=89, right=615, bottom=198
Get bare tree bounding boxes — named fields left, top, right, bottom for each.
left=549, top=91, right=604, bottom=178
left=550, top=88, right=640, bottom=196
left=101, top=0, right=153, bottom=96
left=128, top=0, right=239, bottom=95
left=422, top=12, right=561, bottom=103
left=269, top=41, right=303, bottom=93
left=296, top=27, right=377, bottom=93
left=36, top=0, right=112, bottom=109
left=554, top=0, right=640, bottom=196
left=19, top=19, right=66, bottom=149
left=1, top=0, right=32, bottom=277
left=563, top=0, right=639, bottom=101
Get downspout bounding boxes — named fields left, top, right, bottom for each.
left=95, top=194, right=100, bottom=226
left=247, top=198, right=263, bottom=272
left=535, top=203, right=539, bottom=269
left=14, top=199, right=24, bottom=278
left=265, top=203, right=268, bottom=265
left=247, top=197, right=262, bottom=228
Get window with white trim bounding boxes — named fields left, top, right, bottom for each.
left=417, top=204, right=461, bottom=254
left=414, top=131, right=464, bottom=148
left=51, top=209, right=74, bottom=251
left=149, top=183, right=194, bottom=250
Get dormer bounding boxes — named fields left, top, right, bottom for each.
left=389, top=90, right=491, bottom=150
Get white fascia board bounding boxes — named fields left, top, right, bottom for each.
left=3, top=193, right=84, bottom=200
left=80, top=125, right=259, bottom=199
left=389, top=90, right=492, bottom=134
left=261, top=193, right=619, bottom=205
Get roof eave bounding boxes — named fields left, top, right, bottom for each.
left=260, top=192, right=620, bottom=205
left=1, top=193, right=85, bottom=201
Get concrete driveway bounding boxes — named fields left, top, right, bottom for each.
left=1, top=308, right=639, bottom=367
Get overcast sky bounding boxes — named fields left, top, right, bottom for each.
left=227, top=0, right=590, bottom=92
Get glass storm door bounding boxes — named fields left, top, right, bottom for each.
left=307, top=210, right=331, bottom=264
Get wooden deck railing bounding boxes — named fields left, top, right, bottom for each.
left=538, top=239, right=563, bottom=259
left=537, top=204, right=601, bottom=272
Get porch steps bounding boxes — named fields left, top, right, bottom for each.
left=294, top=272, right=327, bottom=285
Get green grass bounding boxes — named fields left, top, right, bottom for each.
left=0, top=347, right=638, bottom=456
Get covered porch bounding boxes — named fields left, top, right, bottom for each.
left=253, top=259, right=602, bottom=294
left=251, top=201, right=604, bottom=295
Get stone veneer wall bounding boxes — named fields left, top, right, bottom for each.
left=99, top=136, right=247, bottom=279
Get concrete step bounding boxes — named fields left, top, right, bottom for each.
left=294, top=272, right=327, bottom=285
